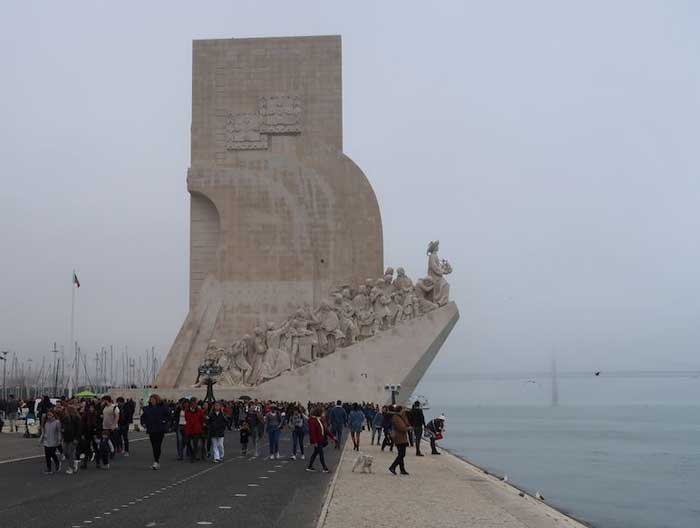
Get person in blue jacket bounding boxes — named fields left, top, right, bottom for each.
left=328, top=400, right=348, bottom=449
left=348, top=403, right=366, bottom=451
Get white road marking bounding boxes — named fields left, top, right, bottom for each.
left=218, top=506, right=232, bottom=509
left=234, top=493, right=247, bottom=497
left=247, top=483, right=259, bottom=487
left=259, top=476, right=269, bottom=479
left=267, top=470, right=276, bottom=473
left=196, top=522, right=213, bottom=525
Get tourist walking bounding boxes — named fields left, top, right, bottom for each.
left=328, top=400, right=347, bottom=449
left=239, top=420, right=250, bottom=455
left=371, top=407, right=383, bottom=445
left=61, top=405, right=82, bottom=474
left=388, top=406, right=410, bottom=475
left=208, top=402, right=227, bottom=462
left=265, top=406, right=283, bottom=459
left=116, top=397, right=134, bottom=456
left=380, top=406, right=394, bottom=452
left=307, top=407, right=333, bottom=472
left=100, top=396, right=120, bottom=460
left=40, top=410, right=62, bottom=474
left=174, top=399, right=188, bottom=460
left=185, top=398, right=205, bottom=462
left=245, top=405, right=262, bottom=458
left=140, top=394, right=171, bottom=470
left=5, top=395, right=19, bottom=432
left=289, top=405, right=307, bottom=460
left=348, top=403, right=365, bottom=451
left=409, top=400, right=426, bottom=456
left=96, top=429, right=114, bottom=469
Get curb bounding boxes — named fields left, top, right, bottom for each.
left=315, top=439, right=348, bottom=528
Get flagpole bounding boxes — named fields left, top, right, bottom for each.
left=69, top=269, right=76, bottom=398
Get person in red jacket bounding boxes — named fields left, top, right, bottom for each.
left=184, top=398, right=205, bottom=462
left=306, top=406, right=334, bottom=473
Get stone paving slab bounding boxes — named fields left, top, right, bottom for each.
left=321, top=439, right=589, bottom=528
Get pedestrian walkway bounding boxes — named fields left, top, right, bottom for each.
left=321, top=440, right=588, bottom=528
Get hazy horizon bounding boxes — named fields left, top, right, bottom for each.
left=2, top=2, right=700, bottom=387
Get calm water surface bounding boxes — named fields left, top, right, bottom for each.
left=436, top=405, right=700, bottom=528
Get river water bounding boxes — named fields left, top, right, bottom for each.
left=414, top=377, right=700, bottom=527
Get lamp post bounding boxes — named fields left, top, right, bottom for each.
left=384, top=383, right=401, bottom=405
left=0, top=350, right=8, bottom=402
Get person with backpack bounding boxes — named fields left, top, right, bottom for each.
left=140, top=394, right=171, bottom=470
left=264, top=405, right=284, bottom=460
left=289, top=405, right=308, bottom=460
left=208, top=401, right=227, bottom=463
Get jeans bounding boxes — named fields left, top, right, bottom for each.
left=389, top=442, right=408, bottom=473
left=108, top=429, right=119, bottom=459
left=149, top=432, right=165, bottom=463
left=118, top=424, right=130, bottom=453
left=176, top=426, right=187, bottom=459
left=44, top=446, right=59, bottom=471
left=331, top=425, right=343, bottom=448
left=292, top=427, right=305, bottom=455
left=63, top=440, right=76, bottom=471
left=308, top=444, right=327, bottom=470
left=371, top=427, right=382, bottom=445
left=187, top=434, right=202, bottom=460
left=250, top=429, right=259, bottom=456
left=211, top=436, right=225, bottom=461
left=268, top=428, right=280, bottom=455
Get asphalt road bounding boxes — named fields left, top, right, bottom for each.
left=0, top=430, right=341, bottom=528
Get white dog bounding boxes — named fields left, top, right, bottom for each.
left=351, top=453, right=374, bottom=474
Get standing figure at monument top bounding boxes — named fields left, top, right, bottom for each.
left=427, top=240, right=452, bottom=306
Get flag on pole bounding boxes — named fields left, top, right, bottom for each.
left=73, top=271, right=80, bottom=288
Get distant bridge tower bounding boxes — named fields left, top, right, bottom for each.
left=551, top=357, right=559, bottom=407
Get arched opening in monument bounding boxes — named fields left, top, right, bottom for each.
left=189, top=191, right=221, bottom=308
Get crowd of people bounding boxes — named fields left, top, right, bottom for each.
left=1, top=394, right=446, bottom=477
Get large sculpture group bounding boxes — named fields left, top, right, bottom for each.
left=195, top=241, right=453, bottom=387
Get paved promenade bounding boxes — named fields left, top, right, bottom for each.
left=321, top=440, right=588, bottom=528
left=0, top=430, right=339, bottom=528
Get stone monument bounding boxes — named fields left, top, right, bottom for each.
left=153, top=36, right=459, bottom=404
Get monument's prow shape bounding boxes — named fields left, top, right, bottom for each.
left=155, top=35, right=458, bottom=402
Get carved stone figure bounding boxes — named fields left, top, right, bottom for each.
left=338, top=289, right=358, bottom=346
left=383, top=267, right=394, bottom=291
left=314, top=300, right=342, bottom=357
left=427, top=240, right=452, bottom=306
left=393, top=267, right=414, bottom=291
left=289, top=309, right=315, bottom=366
left=258, top=321, right=293, bottom=383
left=371, top=278, right=391, bottom=331
left=353, top=285, right=375, bottom=339
left=415, top=277, right=439, bottom=313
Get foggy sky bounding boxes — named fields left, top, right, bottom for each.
left=2, top=1, right=699, bottom=379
